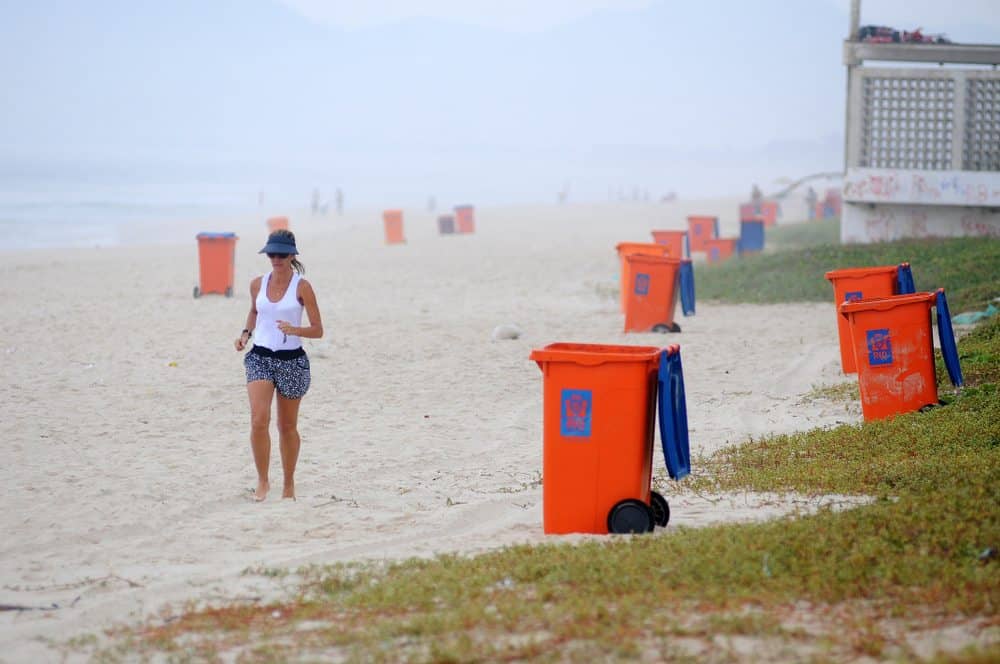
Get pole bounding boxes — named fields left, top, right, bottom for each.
left=843, top=0, right=861, bottom=172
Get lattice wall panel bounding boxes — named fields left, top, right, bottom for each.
left=964, top=78, right=1000, bottom=171
left=860, top=77, right=955, bottom=170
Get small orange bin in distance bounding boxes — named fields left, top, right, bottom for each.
left=739, top=203, right=757, bottom=222
left=383, top=209, right=405, bottom=244
left=529, top=343, right=662, bottom=534
left=267, top=216, right=289, bottom=232
left=623, top=253, right=682, bottom=333
left=650, top=229, right=688, bottom=258
left=686, top=215, right=718, bottom=253
left=194, top=232, right=238, bottom=297
left=758, top=201, right=778, bottom=227
left=454, top=205, right=475, bottom=233
left=840, top=291, right=938, bottom=421
left=825, top=265, right=899, bottom=374
left=615, top=242, right=669, bottom=312
left=703, top=237, right=738, bottom=263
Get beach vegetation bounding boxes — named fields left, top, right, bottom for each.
left=802, top=379, right=859, bottom=404
left=86, top=315, right=1000, bottom=662
left=696, top=224, right=1000, bottom=314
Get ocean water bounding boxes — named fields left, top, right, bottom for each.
left=0, top=180, right=264, bottom=251
left=0, top=145, right=842, bottom=251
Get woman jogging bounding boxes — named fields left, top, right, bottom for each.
left=234, top=229, right=324, bottom=501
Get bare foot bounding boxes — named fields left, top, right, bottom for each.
left=254, top=480, right=270, bottom=502
left=282, top=484, right=295, bottom=500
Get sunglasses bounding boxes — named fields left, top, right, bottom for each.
left=267, top=253, right=290, bottom=259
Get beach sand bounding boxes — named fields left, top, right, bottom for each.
left=0, top=199, right=864, bottom=660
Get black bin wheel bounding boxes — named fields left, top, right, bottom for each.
left=193, top=286, right=201, bottom=299
left=652, top=322, right=682, bottom=333
left=607, top=499, right=654, bottom=534
left=225, top=286, right=233, bottom=298
left=650, top=490, right=670, bottom=527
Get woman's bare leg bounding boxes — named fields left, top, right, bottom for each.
left=247, top=380, right=275, bottom=501
left=276, top=394, right=302, bottom=499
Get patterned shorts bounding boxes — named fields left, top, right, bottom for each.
left=244, top=351, right=311, bottom=399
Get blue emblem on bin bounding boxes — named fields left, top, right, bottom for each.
left=560, top=389, right=592, bottom=438
left=866, top=329, right=893, bottom=366
left=845, top=290, right=863, bottom=302
left=634, top=273, right=650, bottom=295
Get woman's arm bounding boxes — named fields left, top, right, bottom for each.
left=280, top=278, right=323, bottom=339
left=234, top=277, right=262, bottom=350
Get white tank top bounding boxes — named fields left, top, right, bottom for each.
left=254, top=271, right=304, bottom=351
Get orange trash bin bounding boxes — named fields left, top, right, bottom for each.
left=454, top=205, right=475, bottom=233
left=383, top=209, right=405, bottom=244
left=703, top=237, right=738, bottom=263
left=615, top=242, right=670, bottom=312
left=650, top=230, right=689, bottom=258
left=194, top=232, right=238, bottom=298
left=267, top=216, right=289, bottom=232
left=758, top=201, right=778, bottom=227
left=839, top=291, right=940, bottom=421
left=529, top=343, right=663, bottom=534
left=686, top=215, right=718, bottom=253
left=623, top=253, right=682, bottom=333
left=824, top=265, right=900, bottom=374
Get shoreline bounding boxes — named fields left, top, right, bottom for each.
left=0, top=193, right=794, bottom=254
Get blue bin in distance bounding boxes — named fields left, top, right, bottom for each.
left=739, top=219, right=765, bottom=254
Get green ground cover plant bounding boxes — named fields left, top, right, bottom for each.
left=88, top=236, right=1000, bottom=663
left=696, top=221, right=1000, bottom=314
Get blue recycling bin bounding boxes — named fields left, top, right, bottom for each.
left=739, top=219, right=765, bottom=254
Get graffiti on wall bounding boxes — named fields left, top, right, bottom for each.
left=844, top=168, right=1000, bottom=206
left=844, top=203, right=1000, bottom=244
left=961, top=212, right=1000, bottom=238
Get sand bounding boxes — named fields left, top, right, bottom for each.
left=0, top=198, right=867, bottom=660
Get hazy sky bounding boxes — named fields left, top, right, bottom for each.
left=280, top=0, right=1000, bottom=34
left=2, top=0, right=998, bottom=204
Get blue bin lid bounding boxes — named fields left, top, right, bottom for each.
left=935, top=289, right=964, bottom=387
left=197, top=232, right=238, bottom=239
left=657, top=346, right=691, bottom=480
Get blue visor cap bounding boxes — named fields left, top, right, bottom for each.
left=258, top=236, right=298, bottom=255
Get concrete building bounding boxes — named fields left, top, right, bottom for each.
left=841, top=0, right=1000, bottom=243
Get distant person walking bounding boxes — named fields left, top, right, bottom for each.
left=335, top=188, right=344, bottom=216
left=234, top=230, right=324, bottom=501
left=805, top=186, right=818, bottom=220
left=751, top=184, right=763, bottom=204
left=311, top=188, right=321, bottom=216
